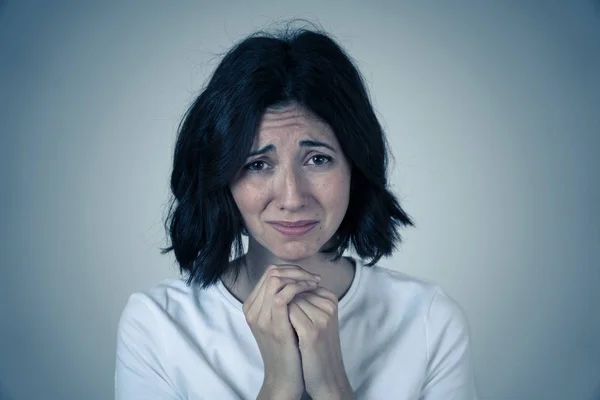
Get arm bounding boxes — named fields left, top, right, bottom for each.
left=420, top=288, right=479, bottom=400
left=115, top=293, right=180, bottom=399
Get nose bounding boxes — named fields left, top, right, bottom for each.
left=275, top=164, right=307, bottom=211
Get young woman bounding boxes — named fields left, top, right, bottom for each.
left=115, top=26, right=478, bottom=400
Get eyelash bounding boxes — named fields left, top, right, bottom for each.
left=244, top=154, right=333, bottom=172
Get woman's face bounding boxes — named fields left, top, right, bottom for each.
left=230, top=103, right=351, bottom=262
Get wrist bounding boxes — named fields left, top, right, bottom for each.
left=257, top=382, right=302, bottom=400
left=311, top=384, right=355, bottom=400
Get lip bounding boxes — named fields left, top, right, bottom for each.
left=268, top=221, right=319, bottom=237
left=268, top=220, right=319, bottom=227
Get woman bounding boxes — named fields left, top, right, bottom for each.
left=115, top=26, right=478, bottom=400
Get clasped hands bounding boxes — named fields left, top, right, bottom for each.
left=288, top=286, right=355, bottom=400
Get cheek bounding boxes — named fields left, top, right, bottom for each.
left=230, top=181, right=266, bottom=216
left=317, top=172, right=351, bottom=211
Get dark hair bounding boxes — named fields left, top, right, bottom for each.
left=161, top=23, right=414, bottom=289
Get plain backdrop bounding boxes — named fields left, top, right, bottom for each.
left=1, top=1, right=599, bottom=399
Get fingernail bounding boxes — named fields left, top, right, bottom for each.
left=313, top=275, right=321, bottom=281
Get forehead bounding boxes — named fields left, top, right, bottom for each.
left=255, top=104, right=336, bottom=144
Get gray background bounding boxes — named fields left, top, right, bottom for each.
left=1, top=1, right=599, bottom=399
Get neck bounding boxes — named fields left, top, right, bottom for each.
left=243, top=238, right=342, bottom=284
left=223, top=239, right=356, bottom=304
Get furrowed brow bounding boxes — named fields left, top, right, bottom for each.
left=247, top=144, right=275, bottom=157
left=299, top=140, right=336, bottom=153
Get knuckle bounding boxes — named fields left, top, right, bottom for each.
left=267, top=275, right=282, bottom=286
left=244, top=311, right=257, bottom=324
left=256, top=323, right=268, bottom=333
left=256, top=318, right=270, bottom=332
left=266, top=265, right=279, bottom=274
left=323, top=303, right=337, bottom=315
left=315, top=316, right=329, bottom=328
left=274, top=295, right=287, bottom=306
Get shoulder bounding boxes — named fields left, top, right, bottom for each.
left=120, top=278, right=192, bottom=317
left=415, top=286, right=477, bottom=398
left=115, top=279, right=197, bottom=398
left=360, top=262, right=476, bottom=394
left=360, top=261, right=441, bottom=309
left=117, top=277, right=205, bottom=339
left=426, top=286, right=469, bottom=328
left=357, top=259, right=468, bottom=329
left=366, top=263, right=437, bottom=290
left=424, top=286, right=471, bottom=352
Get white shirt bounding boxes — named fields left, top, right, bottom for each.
left=115, top=257, right=478, bottom=399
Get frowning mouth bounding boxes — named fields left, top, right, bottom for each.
left=267, top=221, right=319, bottom=237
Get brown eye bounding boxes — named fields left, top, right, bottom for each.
left=308, top=155, right=333, bottom=166
left=245, top=160, right=268, bottom=171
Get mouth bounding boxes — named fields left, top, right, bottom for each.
left=267, top=221, right=319, bottom=237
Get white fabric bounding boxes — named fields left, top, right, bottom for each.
left=115, top=258, right=478, bottom=399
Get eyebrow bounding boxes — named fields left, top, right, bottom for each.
left=300, top=140, right=336, bottom=153
left=247, top=140, right=336, bottom=158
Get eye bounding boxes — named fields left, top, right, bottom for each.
left=245, top=160, right=270, bottom=172
left=307, top=154, right=333, bottom=166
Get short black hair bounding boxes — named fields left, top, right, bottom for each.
left=161, top=23, right=414, bottom=289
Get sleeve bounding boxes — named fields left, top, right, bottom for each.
left=115, top=293, right=180, bottom=400
left=419, top=287, right=479, bottom=400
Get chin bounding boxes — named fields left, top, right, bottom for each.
left=271, top=242, right=319, bottom=263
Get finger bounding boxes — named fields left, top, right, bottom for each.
left=270, top=265, right=322, bottom=282
left=244, top=265, right=274, bottom=315
left=247, top=265, right=320, bottom=306
left=288, top=301, right=313, bottom=333
left=294, top=291, right=338, bottom=318
left=305, top=286, right=337, bottom=302
left=275, top=280, right=318, bottom=305
left=245, top=265, right=300, bottom=314
left=260, top=265, right=320, bottom=310
left=290, top=296, right=320, bottom=322
left=243, top=264, right=321, bottom=319
left=245, top=264, right=279, bottom=306
left=271, top=280, right=318, bottom=323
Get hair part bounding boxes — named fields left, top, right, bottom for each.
left=161, top=21, right=414, bottom=289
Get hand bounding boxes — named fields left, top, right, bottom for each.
left=243, top=264, right=322, bottom=399
left=288, top=287, right=355, bottom=399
